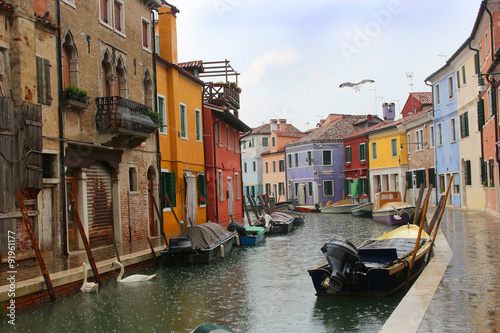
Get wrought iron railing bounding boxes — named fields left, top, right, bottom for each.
left=203, top=83, right=240, bottom=110
left=95, top=96, right=157, bottom=134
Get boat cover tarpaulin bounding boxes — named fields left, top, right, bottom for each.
left=178, top=222, right=234, bottom=250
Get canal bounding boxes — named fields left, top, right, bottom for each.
left=3, top=213, right=405, bottom=332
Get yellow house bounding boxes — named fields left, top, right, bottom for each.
left=368, top=121, right=409, bottom=200
left=156, top=4, right=207, bottom=236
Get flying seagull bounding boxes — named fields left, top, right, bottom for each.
left=339, top=79, right=375, bottom=92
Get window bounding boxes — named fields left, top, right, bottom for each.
left=265, top=161, right=269, bottom=173
left=462, top=65, right=466, bottom=85
left=161, top=171, right=176, bottom=208
left=226, top=126, right=230, bottom=149
left=279, top=160, right=285, bottom=172
left=478, top=98, right=485, bottom=129
left=324, top=180, right=333, bottom=196
left=288, top=155, right=292, bottom=168
left=233, top=130, right=237, bottom=151
left=272, top=137, right=276, bottom=147
left=235, top=173, right=240, bottom=199
left=100, top=0, right=110, bottom=24
left=416, top=129, right=424, bottom=151
left=488, top=87, right=496, bottom=117
left=485, top=32, right=489, bottom=55
left=435, top=84, right=440, bottom=105
left=323, top=150, right=332, bottom=165
left=262, top=137, right=268, bottom=147
left=129, top=167, right=138, bottom=191
left=180, top=103, right=187, bottom=139
left=391, top=139, right=397, bottom=157
left=158, top=94, right=166, bottom=134
left=307, top=151, right=312, bottom=166
left=406, top=171, right=413, bottom=189
left=460, top=112, right=469, bottom=139
left=114, top=1, right=124, bottom=33
left=345, top=179, right=352, bottom=196
left=359, top=143, right=366, bottom=161
left=372, top=142, right=377, bottom=159
left=416, top=169, right=426, bottom=188
left=36, top=56, right=52, bottom=105
left=308, top=182, right=313, bottom=197
left=195, top=109, right=202, bottom=142
left=155, top=34, right=160, bottom=55
left=252, top=161, right=256, bottom=172
left=294, top=183, right=299, bottom=197
left=450, top=118, right=457, bottom=142
left=448, top=76, right=454, bottom=99
left=218, top=170, right=224, bottom=201
left=407, top=134, right=411, bottom=153
left=244, top=163, right=247, bottom=173
left=216, top=122, right=221, bottom=144
left=438, top=174, right=445, bottom=194
left=265, top=183, right=271, bottom=195
left=456, top=70, right=461, bottom=88
left=345, top=146, right=352, bottom=163
left=62, top=31, right=79, bottom=89
left=278, top=182, right=285, bottom=196
left=464, top=160, right=471, bottom=186
left=42, top=154, right=57, bottom=178
left=474, top=53, right=480, bottom=74
left=437, top=123, right=442, bottom=146
left=272, top=160, right=276, bottom=173
left=481, top=157, right=487, bottom=184
left=479, top=45, right=483, bottom=67
left=489, top=159, right=495, bottom=186
left=272, top=184, right=277, bottom=198
left=198, top=173, right=207, bottom=205
left=142, top=18, right=151, bottom=50
left=453, top=173, right=459, bottom=195
left=429, top=125, right=435, bottom=148
left=428, top=168, right=436, bottom=188
left=294, top=153, right=298, bottom=167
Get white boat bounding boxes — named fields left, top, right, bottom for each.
left=321, top=200, right=357, bottom=214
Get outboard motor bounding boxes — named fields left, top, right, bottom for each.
left=320, top=235, right=363, bottom=293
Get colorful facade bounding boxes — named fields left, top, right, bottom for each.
left=156, top=5, right=207, bottom=236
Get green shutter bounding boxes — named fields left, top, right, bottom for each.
left=158, top=97, right=164, bottom=133
left=460, top=114, right=466, bottom=139
left=406, top=171, right=413, bottom=189
left=197, top=174, right=206, bottom=205
left=428, top=168, right=436, bottom=187
left=474, top=53, right=479, bottom=74
left=416, top=170, right=426, bottom=188
left=162, top=172, right=176, bottom=208
left=465, top=160, right=471, bottom=186
left=43, top=58, right=51, bottom=105
left=36, top=57, right=43, bottom=104
left=478, top=98, right=485, bottom=129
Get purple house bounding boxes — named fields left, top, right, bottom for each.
left=285, top=114, right=380, bottom=206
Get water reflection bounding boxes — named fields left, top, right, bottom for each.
left=3, top=213, right=406, bottom=332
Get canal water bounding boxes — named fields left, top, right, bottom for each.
left=3, top=213, right=405, bottom=332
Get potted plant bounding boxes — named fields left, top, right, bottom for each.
left=64, top=85, right=89, bottom=103
left=148, top=110, right=161, bottom=124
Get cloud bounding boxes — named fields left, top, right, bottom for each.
left=242, top=46, right=298, bottom=86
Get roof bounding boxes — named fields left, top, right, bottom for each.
left=272, top=131, right=306, bottom=139
left=410, top=92, right=432, bottom=105
left=204, top=103, right=252, bottom=132
left=156, top=55, right=205, bottom=86
left=287, top=115, right=372, bottom=147
left=250, top=122, right=302, bottom=135
left=261, top=147, right=286, bottom=156
left=179, top=60, right=204, bottom=72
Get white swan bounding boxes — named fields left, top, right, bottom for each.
left=111, top=261, right=156, bottom=283
left=80, top=262, right=98, bottom=293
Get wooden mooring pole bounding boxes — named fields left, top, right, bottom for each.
left=68, top=192, right=101, bottom=284
left=16, top=190, right=56, bottom=302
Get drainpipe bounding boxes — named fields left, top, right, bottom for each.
left=212, top=118, right=221, bottom=223
left=425, top=79, right=438, bottom=204
left=239, top=129, right=253, bottom=221
left=56, top=0, right=68, bottom=255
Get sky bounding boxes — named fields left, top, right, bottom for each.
left=173, top=0, right=481, bottom=132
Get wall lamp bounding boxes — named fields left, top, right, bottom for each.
left=478, top=72, right=500, bottom=93
left=400, top=142, right=428, bottom=150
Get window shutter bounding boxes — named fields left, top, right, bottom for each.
left=36, top=56, right=43, bottom=104
left=416, top=170, right=426, bottom=188
left=197, top=174, right=206, bottom=205
left=162, top=172, right=176, bottom=208
left=464, top=160, right=471, bottom=186
left=406, top=171, right=413, bottom=189
left=474, top=53, right=479, bottom=74
left=478, top=98, right=485, bottom=129
left=464, top=112, right=469, bottom=137
left=43, top=58, right=51, bottom=105
left=428, top=168, right=436, bottom=187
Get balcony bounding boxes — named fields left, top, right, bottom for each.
left=95, top=96, right=158, bottom=148
left=203, top=82, right=240, bottom=110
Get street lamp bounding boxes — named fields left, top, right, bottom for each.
left=478, top=72, right=500, bottom=93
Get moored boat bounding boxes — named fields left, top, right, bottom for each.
left=372, top=191, right=415, bottom=224
left=321, top=200, right=357, bottom=214
left=295, top=204, right=321, bottom=212
left=240, top=226, right=265, bottom=245
left=351, top=202, right=373, bottom=217
left=308, top=224, right=431, bottom=296
left=254, top=211, right=294, bottom=234
left=161, top=222, right=237, bottom=265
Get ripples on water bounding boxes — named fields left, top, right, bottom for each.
left=3, top=213, right=405, bottom=332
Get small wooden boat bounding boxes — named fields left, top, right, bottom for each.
left=351, top=202, right=373, bottom=217
left=321, top=200, right=357, bottom=214
left=372, top=191, right=415, bottom=224
left=254, top=212, right=294, bottom=234
left=161, top=222, right=237, bottom=265
left=240, top=226, right=265, bottom=245
left=308, top=224, right=431, bottom=296
left=295, top=204, right=321, bottom=212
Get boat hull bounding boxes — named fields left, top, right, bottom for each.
left=161, top=235, right=236, bottom=265
left=240, top=227, right=265, bottom=245
left=372, top=206, right=415, bottom=224
left=351, top=202, right=373, bottom=217
left=321, top=204, right=357, bottom=214
left=295, top=205, right=320, bottom=212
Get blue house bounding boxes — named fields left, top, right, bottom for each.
left=426, top=49, right=462, bottom=207
left=285, top=114, right=377, bottom=206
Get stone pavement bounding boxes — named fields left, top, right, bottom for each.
left=382, top=207, right=500, bottom=333
left=0, top=237, right=165, bottom=304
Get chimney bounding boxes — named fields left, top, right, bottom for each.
left=270, top=119, right=278, bottom=132
left=158, top=5, right=179, bottom=64
left=278, top=119, right=287, bottom=132
left=383, top=102, right=395, bottom=122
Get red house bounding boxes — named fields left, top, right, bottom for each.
left=203, top=88, right=251, bottom=227
left=400, top=92, right=433, bottom=118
